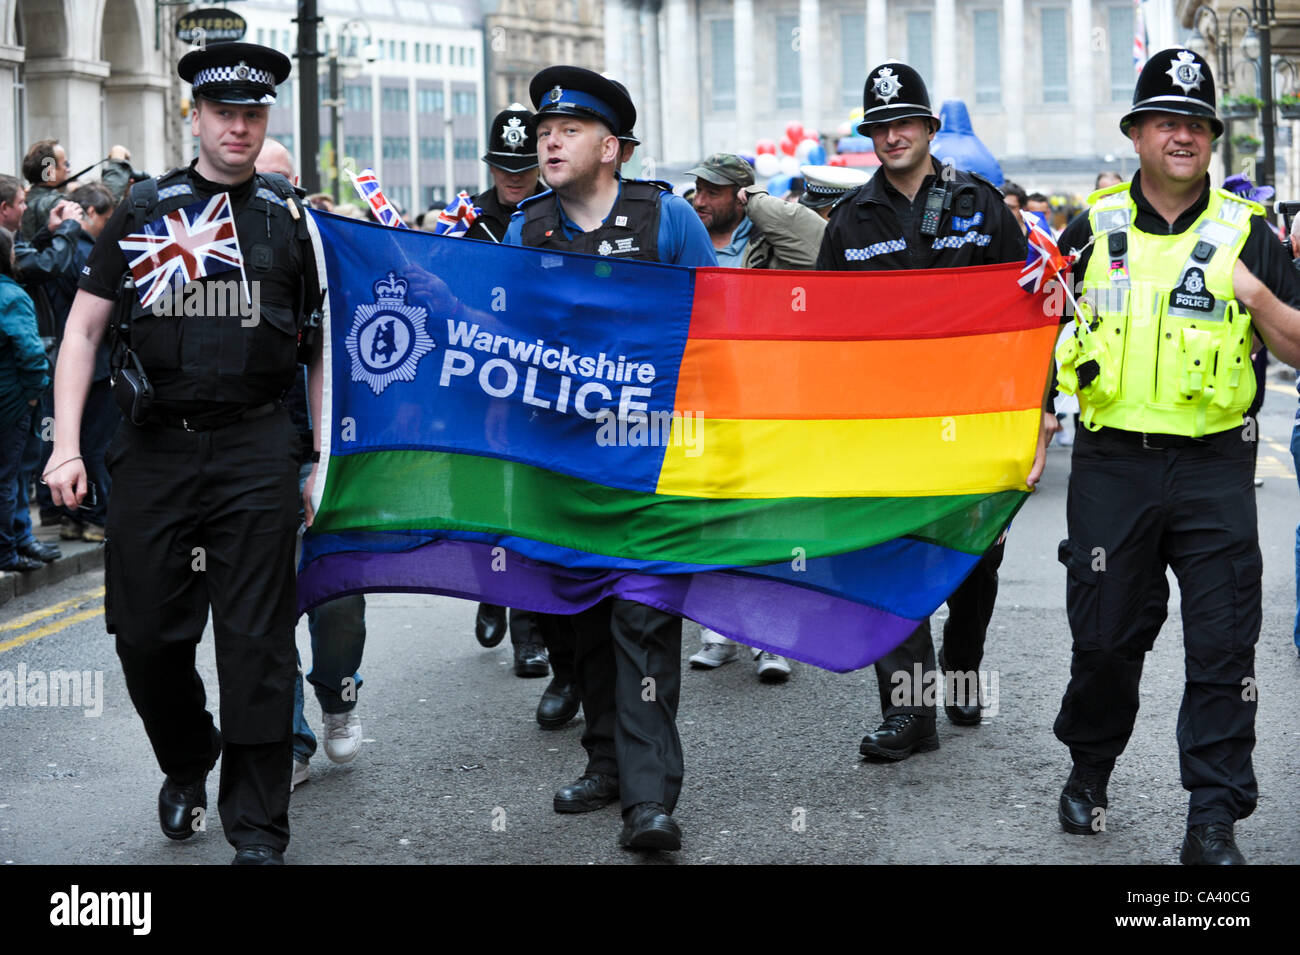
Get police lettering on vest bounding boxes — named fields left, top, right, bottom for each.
left=1056, top=181, right=1258, bottom=437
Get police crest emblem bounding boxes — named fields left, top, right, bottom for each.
left=549, top=85, right=564, bottom=103
left=1165, top=51, right=1203, bottom=94
left=872, top=67, right=902, bottom=105
left=346, top=272, right=437, bottom=396
left=502, top=116, right=528, bottom=150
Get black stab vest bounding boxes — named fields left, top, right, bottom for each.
left=518, top=180, right=664, bottom=261
left=120, top=167, right=313, bottom=409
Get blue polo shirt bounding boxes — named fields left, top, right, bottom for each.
left=504, top=180, right=717, bottom=267
left=712, top=216, right=753, bottom=267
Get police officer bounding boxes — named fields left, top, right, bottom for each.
left=46, top=42, right=318, bottom=865
left=504, top=65, right=715, bottom=850
left=816, top=62, right=1049, bottom=760
left=1053, top=48, right=1300, bottom=865
left=466, top=104, right=546, bottom=244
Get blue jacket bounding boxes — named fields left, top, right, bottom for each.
left=0, top=274, right=52, bottom=431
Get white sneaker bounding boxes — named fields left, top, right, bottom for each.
left=689, top=641, right=740, bottom=669
left=754, top=650, right=792, bottom=683
left=322, top=711, right=363, bottom=764
left=291, top=758, right=310, bottom=792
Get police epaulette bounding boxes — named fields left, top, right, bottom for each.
left=631, top=177, right=673, bottom=192
left=967, top=171, right=1004, bottom=194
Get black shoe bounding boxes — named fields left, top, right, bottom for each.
left=18, top=540, right=61, bottom=563
left=858, top=713, right=939, bottom=761
left=536, top=678, right=580, bottom=728
left=159, top=775, right=208, bottom=841
left=554, top=773, right=620, bottom=813
left=232, top=845, right=285, bottom=865
left=1058, top=764, right=1110, bottom=835
left=619, top=802, right=681, bottom=851
left=514, top=643, right=550, bottom=678
left=937, top=651, right=982, bottom=725
left=475, top=603, right=508, bottom=648
left=0, top=554, right=43, bottom=573
left=1181, top=822, right=1246, bottom=865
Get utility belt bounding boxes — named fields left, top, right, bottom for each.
left=1081, top=424, right=1244, bottom=451
left=140, top=401, right=280, bottom=433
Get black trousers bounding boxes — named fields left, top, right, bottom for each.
left=105, top=409, right=299, bottom=851
left=1053, top=425, right=1260, bottom=826
left=873, top=540, right=1004, bottom=717
left=568, top=599, right=683, bottom=812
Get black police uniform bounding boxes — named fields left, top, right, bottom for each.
left=816, top=156, right=1025, bottom=725
left=75, top=43, right=316, bottom=855
left=466, top=182, right=545, bottom=244
left=1052, top=171, right=1300, bottom=826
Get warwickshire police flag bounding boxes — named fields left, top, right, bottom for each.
left=118, top=192, right=245, bottom=308
left=348, top=168, right=409, bottom=229
left=297, top=212, right=1059, bottom=673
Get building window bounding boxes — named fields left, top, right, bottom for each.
left=1108, top=4, right=1136, bottom=103
left=775, top=15, right=800, bottom=109
left=419, top=136, right=446, bottom=160
left=453, top=90, right=477, bottom=115
left=840, top=14, right=865, bottom=108
left=344, top=136, right=373, bottom=165
left=453, top=138, right=478, bottom=160
left=423, top=185, right=445, bottom=209
left=469, top=48, right=475, bottom=67
left=345, top=84, right=372, bottom=112
left=973, top=10, right=1001, bottom=105
left=435, top=45, right=442, bottom=64
left=382, top=137, right=410, bottom=161
left=400, top=41, right=407, bottom=61
left=907, top=12, right=933, bottom=89
left=711, top=18, right=736, bottom=111
left=382, top=87, right=409, bottom=113
left=417, top=88, right=445, bottom=113
left=275, top=82, right=294, bottom=112
left=1041, top=8, right=1069, bottom=103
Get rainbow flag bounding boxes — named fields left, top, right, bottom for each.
left=299, top=213, right=1059, bottom=672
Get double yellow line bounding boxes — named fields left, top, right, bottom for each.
left=0, top=586, right=105, bottom=654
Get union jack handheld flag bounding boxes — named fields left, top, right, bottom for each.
left=118, top=192, right=246, bottom=309
left=348, top=167, right=409, bottom=229
left=433, top=191, right=483, bottom=238
left=1019, top=210, right=1072, bottom=296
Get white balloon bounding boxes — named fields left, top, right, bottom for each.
left=779, top=154, right=799, bottom=176
left=755, top=153, right=781, bottom=178
left=794, top=139, right=817, bottom=161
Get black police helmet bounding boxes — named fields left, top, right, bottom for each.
left=1120, top=48, right=1223, bottom=139
left=178, top=41, right=291, bottom=106
left=858, top=61, right=940, bottom=134
left=529, top=65, right=636, bottom=138
left=483, top=104, right=539, bottom=172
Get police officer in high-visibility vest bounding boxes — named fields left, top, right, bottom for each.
left=46, top=42, right=320, bottom=865
left=1053, top=47, right=1300, bottom=865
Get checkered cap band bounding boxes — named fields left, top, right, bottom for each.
left=193, top=62, right=277, bottom=89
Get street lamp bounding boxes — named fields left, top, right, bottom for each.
left=323, top=18, right=377, bottom=204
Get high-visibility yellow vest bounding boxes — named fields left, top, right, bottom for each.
left=1056, top=182, right=1259, bottom=437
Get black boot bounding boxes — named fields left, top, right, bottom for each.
left=536, top=678, right=580, bottom=728
left=1059, top=764, right=1110, bottom=835
left=1180, top=822, right=1246, bottom=864
left=474, top=603, right=508, bottom=648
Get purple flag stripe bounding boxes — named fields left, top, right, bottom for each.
left=298, top=539, right=920, bottom=673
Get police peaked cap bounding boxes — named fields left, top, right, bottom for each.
left=1121, top=48, right=1223, bottom=139
left=484, top=104, right=539, bottom=172
left=858, top=61, right=940, bottom=134
left=530, top=65, right=636, bottom=137
left=799, top=164, right=871, bottom=209
left=179, top=41, right=291, bottom=106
